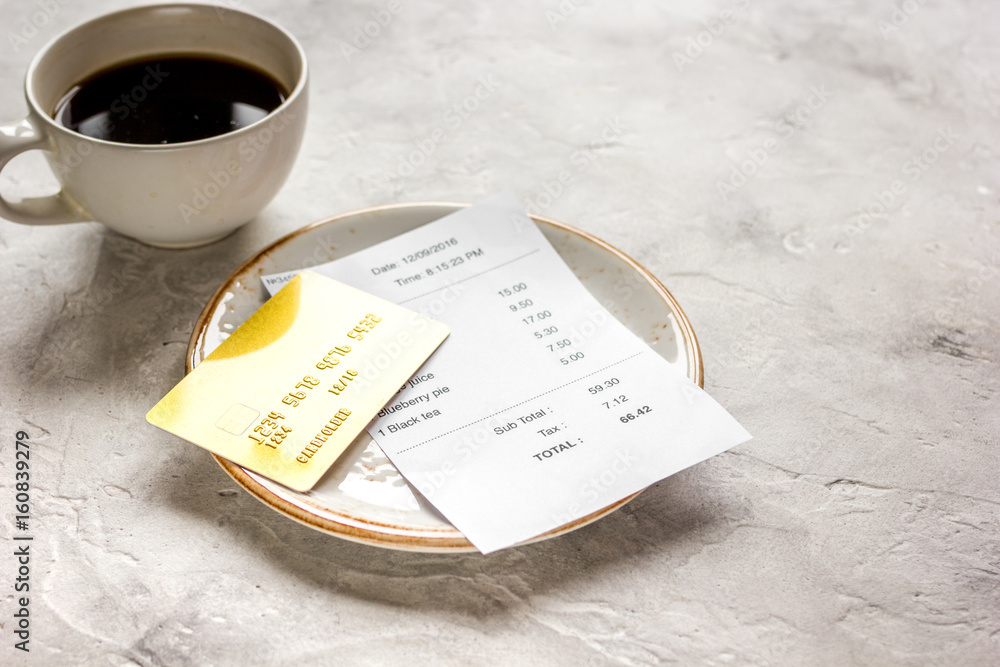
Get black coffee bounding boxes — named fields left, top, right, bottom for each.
left=53, top=55, right=287, bottom=145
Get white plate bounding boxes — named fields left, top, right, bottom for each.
left=187, top=203, right=703, bottom=552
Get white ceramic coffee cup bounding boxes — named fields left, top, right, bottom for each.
left=0, top=3, right=308, bottom=248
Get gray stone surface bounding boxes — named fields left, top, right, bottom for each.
left=2, top=0, right=998, bottom=665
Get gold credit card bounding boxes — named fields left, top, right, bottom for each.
left=146, top=271, right=450, bottom=491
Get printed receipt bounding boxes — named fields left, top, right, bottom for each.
left=263, top=192, right=751, bottom=553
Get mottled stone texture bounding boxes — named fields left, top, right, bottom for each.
left=1, top=1, right=998, bottom=665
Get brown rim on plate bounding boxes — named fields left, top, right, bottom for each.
left=186, top=202, right=704, bottom=552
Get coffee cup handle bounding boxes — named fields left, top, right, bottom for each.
left=0, top=116, right=89, bottom=226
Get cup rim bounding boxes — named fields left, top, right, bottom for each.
left=23, top=2, right=308, bottom=150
